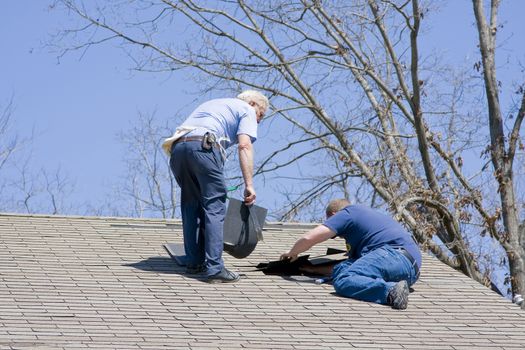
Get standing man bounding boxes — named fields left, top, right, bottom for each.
left=165, top=90, right=268, bottom=283
left=280, top=199, right=421, bottom=309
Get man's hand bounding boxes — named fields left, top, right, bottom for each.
left=280, top=251, right=298, bottom=262
left=279, top=225, right=337, bottom=264
left=244, top=185, right=256, bottom=206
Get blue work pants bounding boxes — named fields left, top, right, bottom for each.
left=332, top=245, right=418, bottom=304
left=170, top=140, right=227, bottom=276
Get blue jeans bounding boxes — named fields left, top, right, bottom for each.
left=332, top=245, right=419, bottom=304
left=170, top=141, right=227, bottom=276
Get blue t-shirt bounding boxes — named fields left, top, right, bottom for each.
left=323, top=205, right=421, bottom=268
left=181, top=98, right=258, bottom=149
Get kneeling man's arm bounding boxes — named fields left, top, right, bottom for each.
left=280, top=225, right=336, bottom=261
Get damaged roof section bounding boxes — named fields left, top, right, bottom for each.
left=1, top=213, right=524, bottom=349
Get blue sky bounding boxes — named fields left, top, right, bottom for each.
left=1, top=1, right=524, bottom=215
left=2, top=1, right=195, bottom=210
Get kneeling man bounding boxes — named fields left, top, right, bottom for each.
left=280, top=199, right=421, bottom=310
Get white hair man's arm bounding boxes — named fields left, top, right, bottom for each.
left=238, top=133, right=256, bottom=205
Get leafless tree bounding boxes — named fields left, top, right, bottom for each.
left=0, top=98, right=19, bottom=197
left=472, top=0, right=525, bottom=301
left=9, top=157, right=75, bottom=215
left=1, top=97, right=76, bottom=215
left=51, top=0, right=525, bottom=301
left=114, top=110, right=178, bottom=218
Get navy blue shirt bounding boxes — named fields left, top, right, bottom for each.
left=323, top=205, right=421, bottom=268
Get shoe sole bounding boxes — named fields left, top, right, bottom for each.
left=391, top=281, right=409, bottom=310
left=206, top=275, right=241, bottom=284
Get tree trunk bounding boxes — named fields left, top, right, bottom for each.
left=472, top=0, right=524, bottom=298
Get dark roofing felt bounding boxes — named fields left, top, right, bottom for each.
left=1, top=213, right=524, bottom=349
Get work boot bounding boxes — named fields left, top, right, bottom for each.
left=387, top=280, right=409, bottom=310
left=206, top=268, right=240, bottom=283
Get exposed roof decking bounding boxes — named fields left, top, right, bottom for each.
left=1, top=213, right=524, bottom=349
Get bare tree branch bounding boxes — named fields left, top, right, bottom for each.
left=50, top=0, right=525, bottom=299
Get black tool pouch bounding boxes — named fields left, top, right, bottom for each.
left=201, top=132, right=216, bottom=150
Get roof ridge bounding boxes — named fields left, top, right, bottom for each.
left=0, top=211, right=319, bottom=228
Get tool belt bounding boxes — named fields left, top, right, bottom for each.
left=173, top=133, right=219, bottom=150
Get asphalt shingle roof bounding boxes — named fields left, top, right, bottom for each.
left=1, top=213, right=524, bottom=349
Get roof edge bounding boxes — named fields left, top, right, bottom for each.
left=0, top=211, right=319, bottom=228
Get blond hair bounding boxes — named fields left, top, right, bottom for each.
left=325, top=198, right=351, bottom=217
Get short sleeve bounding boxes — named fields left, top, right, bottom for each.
left=237, top=108, right=258, bottom=142
left=323, top=210, right=351, bottom=237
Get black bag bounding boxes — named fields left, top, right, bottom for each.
left=256, top=248, right=347, bottom=276
left=223, top=198, right=267, bottom=258
left=164, top=198, right=267, bottom=265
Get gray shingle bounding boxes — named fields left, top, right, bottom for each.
left=1, top=213, right=524, bottom=349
